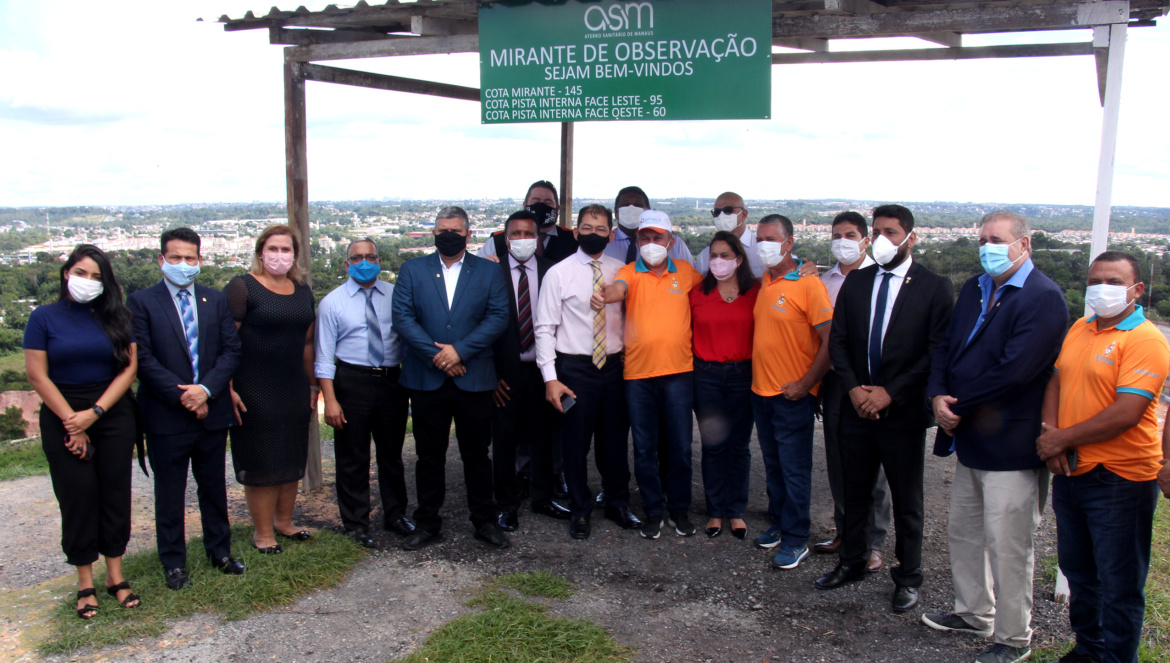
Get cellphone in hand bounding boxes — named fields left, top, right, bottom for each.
left=1067, top=449, right=1077, bottom=473
left=559, top=393, right=576, bottom=413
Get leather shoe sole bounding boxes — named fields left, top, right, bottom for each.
left=402, top=530, right=442, bottom=551
left=892, top=585, right=919, bottom=613
left=814, top=564, right=867, bottom=590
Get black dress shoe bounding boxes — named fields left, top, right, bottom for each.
left=474, top=522, right=511, bottom=549
left=276, top=529, right=312, bottom=541
left=532, top=500, right=571, bottom=520
left=164, top=567, right=190, bottom=590
left=553, top=473, right=569, bottom=500
left=814, top=563, right=867, bottom=590
left=595, top=490, right=607, bottom=505
left=346, top=530, right=376, bottom=549
left=210, top=556, right=247, bottom=575
left=730, top=527, right=748, bottom=540
left=603, top=505, right=642, bottom=529
left=402, top=529, right=442, bottom=551
left=384, top=516, right=417, bottom=536
left=892, top=585, right=920, bottom=613
left=498, top=509, right=519, bottom=531
left=569, top=515, right=591, bottom=540
left=251, top=539, right=283, bottom=555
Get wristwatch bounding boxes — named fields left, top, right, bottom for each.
left=91, top=405, right=105, bottom=418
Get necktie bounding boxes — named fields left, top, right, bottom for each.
left=868, top=272, right=892, bottom=382
left=535, top=234, right=545, bottom=258
left=625, top=235, right=637, bottom=264
left=364, top=287, right=385, bottom=366
left=517, top=265, right=534, bottom=353
left=177, top=289, right=199, bottom=381
left=590, top=261, right=607, bottom=369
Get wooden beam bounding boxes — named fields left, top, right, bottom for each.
left=771, top=42, right=1095, bottom=64
left=410, top=15, right=476, bottom=36
left=773, top=37, right=830, bottom=52
left=559, top=123, right=574, bottom=228
left=301, top=63, right=480, bottom=102
left=286, top=33, right=478, bottom=62
left=915, top=31, right=962, bottom=47
left=823, top=0, right=892, bottom=14
left=269, top=26, right=399, bottom=46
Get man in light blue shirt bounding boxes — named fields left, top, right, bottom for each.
left=604, top=186, right=695, bottom=266
left=316, top=238, right=413, bottom=548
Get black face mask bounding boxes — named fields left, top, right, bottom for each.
left=526, top=202, right=558, bottom=228
left=577, top=231, right=609, bottom=256
left=435, top=230, right=467, bottom=257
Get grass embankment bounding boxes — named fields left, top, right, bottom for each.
left=0, top=437, right=48, bottom=480
left=397, top=571, right=632, bottom=663
left=39, top=525, right=366, bottom=656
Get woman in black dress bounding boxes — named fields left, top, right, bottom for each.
left=226, top=225, right=318, bottom=553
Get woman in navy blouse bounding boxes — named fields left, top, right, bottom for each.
left=24, top=245, right=140, bottom=619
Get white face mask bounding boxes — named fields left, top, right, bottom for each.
left=508, top=238, right=538, bottom=262
left=639, top=242, right=668, bottom=266
left=756, top=241, right=787, bottom=268
left=617, top=206, right=645, bottom=231
left=1085, top=283, right=1137, bottom=319
left=831, top=238, right=865, bottom=265
left=871, top=233, right=911, bottom=266
left=67, top=275, right=104, bottom=303
left=713, top=212, right=739, bottom=233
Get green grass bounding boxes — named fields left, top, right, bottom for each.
left=0, top=352, right=27, bottom=375
left=0, top=437, right=48, bottom=480
left=39, top=525, right=366, bottom=656
left=397, top=574, right=631, bottom=663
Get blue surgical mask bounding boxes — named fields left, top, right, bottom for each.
left=161, top=260, right=200, bottom=287
left=979, top=237, right=1024, bottom=277
left=348, top=260, right=381, bottom=283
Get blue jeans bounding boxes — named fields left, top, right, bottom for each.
left=693, top=359, right=753, bottom=519
left=752, top=393, right=816, bottom=548
left=1053, top=467, right=1159, bottom=663
left=627, top=373, right=694, bottom=517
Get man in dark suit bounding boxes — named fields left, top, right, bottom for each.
left=490, top=211, right=569, bottom=531
left=392, top=206, right=511, bottom=551
left=478, top=180, right=580, bottom=264
left=814, top=205, right=954, bottom=614
left=127, top=227, right=245, bottom=590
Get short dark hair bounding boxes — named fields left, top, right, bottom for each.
left=1092, top=250, right=1143, bottom=283
left=758, top=214, right=794, bottom=239
left=832, top=212, right=867, bottom=237
left=577, top=204, right=613, bottom=228
left=525, top=180, right=558, bottom=204
left=160, top=227, right=201, bottom=254
left=700, top=231, right=756, bottom=297
left=505, top=210, right=539, bottom=234
left=614, top=185, right=650, bottom=210
left=872, top=204, right=914, bottom=234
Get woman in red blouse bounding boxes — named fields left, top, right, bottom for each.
left=690, top=232, right=759, bottom=539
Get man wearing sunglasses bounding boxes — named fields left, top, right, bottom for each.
left=695, top=192, right=765, bottom=278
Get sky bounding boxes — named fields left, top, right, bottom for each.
left=1, top=0, right=1168, bottom=209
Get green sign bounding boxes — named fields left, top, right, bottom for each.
left=478, top=0, right=772, bottom=124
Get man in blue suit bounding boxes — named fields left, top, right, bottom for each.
left=922, top=211, right=1068, bottom=663
left=127, top=228, right=244, bottom=590
left=392, top=206, right=511, bottom=551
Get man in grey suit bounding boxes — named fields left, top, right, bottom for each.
left=391, top=206, right=510, bottom=551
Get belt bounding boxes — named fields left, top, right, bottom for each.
left=336, top=359, right=399, bottom=377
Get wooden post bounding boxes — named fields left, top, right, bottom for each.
left=559, top=122, right=574, bottom=226
left=1089, top=22, right=1127, bottom=264
left=285, top=59, right=323, bottom=493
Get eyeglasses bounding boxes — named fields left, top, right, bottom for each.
left=710, top=206, right=743, bottom=217
left=347, top=254, right=379, bottom=264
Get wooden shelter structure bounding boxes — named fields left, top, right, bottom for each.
left=219, top=0, right=1169, bottom=490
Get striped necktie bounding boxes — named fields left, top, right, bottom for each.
left=364, top=287, right=385, bottom=366
left=590, top=261, right=606, bottom=369
left=517, top=264, right=534, bottom=353
left=177, top=289, right=199, bottom=381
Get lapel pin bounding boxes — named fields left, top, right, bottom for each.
left=905, top=277, right=912, bottom=284
left=202, top=297, right=207, bottom=302
left=436, top=273, right=441, bottom=278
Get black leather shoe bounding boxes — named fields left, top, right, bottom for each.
left=553, top=473, right=569, bottom=500
left=814, top=563, right=867, bottom=590
left=604, top=505, right=642, bottom=529
left=474, top=522, right=511, bottom=549
left=569, top=515, right=591, bottom=540
left=384, top=516, right=417, bottom=536
left=402, top=529, right=442, bottom=551
left=251, top=538, right=283, bottom=555
left=275, top=529, right=312, bottom=541
left=595, top=490, right=607, bottom=505
left=346, top=530, right=376, bottom=549
left=892, top=585, right=919, bottom=613
left=498, top=509, right=520, bottom=531
left=210, top=556, right=246, bottom=575
left=532, top=500, right=571, bottom=520
left=164, top=567, right=190, bottom=590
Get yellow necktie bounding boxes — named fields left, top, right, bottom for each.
left=590, top=261, right=606, bottom=369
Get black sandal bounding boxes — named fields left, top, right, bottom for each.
left=275, top=529, right=312, bottom=541
left=76, top=588, right=99, bottom=619
left=106, top=580, right=141, bottom=608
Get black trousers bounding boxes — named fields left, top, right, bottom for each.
left=555, top=353, right=631, bottom=518
left=147, top=427, right=232, bottom=570
left=839, top=406, right=926, bottom=588
left=410, top=379, right=496, bottom=533
left=332, top=363, right=410, bottom=532
left=41, top=383, right=136, bottom=567
left=491, top=362, right=555, bottom=509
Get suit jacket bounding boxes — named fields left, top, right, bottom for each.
left=392, top=251, right=509, bottom=392
left=491, top=254, right=552, bottom=386
left=828, top=260, right=954, bottom=429
left=492, top=229, right=578, bottom=265
left=127, top=281, right=242, bottom=435
left=926, top=266, right=1068, bottom=470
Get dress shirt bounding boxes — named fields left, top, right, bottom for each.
left=535, top=248, right=626, bottom=382
left=695, top=226, right=765, bottom=278
left=508, top=252, right=539, bottom=363
left=477, top=226, right=562, bottom=259
left=867, top=256, right=913, bottom=367
left=440, top=253, right=464, bottom=308
left=314, top=278, right=401, bottom=379
left=821, top=255, right=876, bottom=306
left=603, top=227, right=696, bottom=265
left=964, top=258, right=1034, bottom=348
left=163, top=277, right=210, bottom=396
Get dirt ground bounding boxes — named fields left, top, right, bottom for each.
left=0, top=421, right=1075, bottom=663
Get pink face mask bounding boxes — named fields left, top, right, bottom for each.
left=263, top=252, right=295, bottom=276
left=709, top=257, right=739, bottom=281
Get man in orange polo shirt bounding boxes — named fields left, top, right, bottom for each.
left=1037, top=251, right=1170, bottom=663
left=748, top=214, right=834, bottom=570
left=593, top=209, right=703, bottom=539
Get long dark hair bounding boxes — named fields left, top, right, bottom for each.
left=700, top=231, right=756, bottom=296
left=59, top=244, right=134, bottom=372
